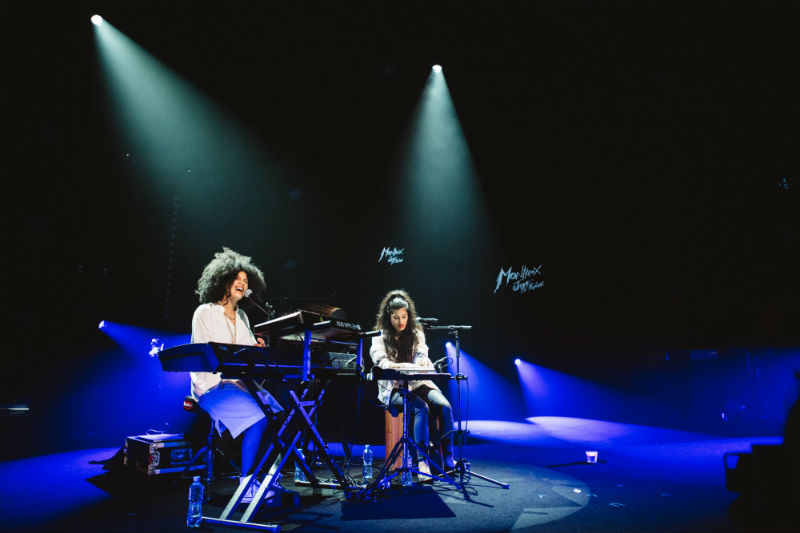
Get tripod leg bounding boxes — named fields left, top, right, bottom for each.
left=450, top=457, right=509, bottom=489
left=381, top=439, right=405, bottom=481
left=358, top=438, right=404, bottom=501
left=464, top=469, right=510, bottom=489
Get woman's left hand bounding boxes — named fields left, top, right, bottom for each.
left=417, top=356, right=433, bottom=368
left=255, top=337, right=266, bottom=347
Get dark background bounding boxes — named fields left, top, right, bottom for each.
left=1, top=0, right=798, bottom=458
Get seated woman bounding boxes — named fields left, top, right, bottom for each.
left=190, top=247, right=284, bottom=503
left=369, top=289, right=456, bottom=478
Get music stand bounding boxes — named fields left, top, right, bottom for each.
left=427, top=325, right=509, bottom=489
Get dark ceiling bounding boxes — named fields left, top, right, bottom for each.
left=2, top=0, right=798, bottom=377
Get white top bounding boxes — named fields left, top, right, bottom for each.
left=189, top=302, right=258, bottom=398
left=369, top=329, right=440, bottom=405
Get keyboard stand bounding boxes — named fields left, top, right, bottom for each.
left=202, top=375, right=353, bottom=531
left=356, top=373, right=459, bottom=501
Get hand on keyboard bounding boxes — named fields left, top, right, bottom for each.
left=416, top=356, right=433, bottom=368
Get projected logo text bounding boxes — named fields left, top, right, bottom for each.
left=378, top=247, right=404, bottom=265
left=494, top=264, right=544, bottom=294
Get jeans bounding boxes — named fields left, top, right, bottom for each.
left=389, top=385, right=454, bottom=462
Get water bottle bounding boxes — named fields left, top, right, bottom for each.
left=187, top=476, right=203, bottom=528
left=401, top=454, right=413, bottom=487
left=362, top=444, right=373, bottom=481
left=294, top=448, right=306, bottom=483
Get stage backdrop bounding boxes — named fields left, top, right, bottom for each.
left=2, top=0, right=797, bottom=457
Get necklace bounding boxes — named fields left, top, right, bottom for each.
left=222, top=306, right=237, bottom=343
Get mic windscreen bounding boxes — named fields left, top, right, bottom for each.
left=244, top=289, right=253, bottom=298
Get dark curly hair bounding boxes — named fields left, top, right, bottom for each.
left=373, top=289, right=421, bottom=363
left=195, top=247, right=267, bottom=304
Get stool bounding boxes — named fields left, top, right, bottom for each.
left=182, top=396, right=239, bottom=484
left=384, top=410, right=404, bottom=470
left=385, top=408, right=443, bottom=470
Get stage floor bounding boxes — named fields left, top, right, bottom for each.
left=0, top=417, right=782, bottom=532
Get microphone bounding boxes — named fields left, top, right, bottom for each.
left=432, top=356, right=449, bottom=371
left=243, top=289, right=275, bottom=318
left=418, top=317, right=439, bottom=324
left=425, top=324, right=472, bottom=331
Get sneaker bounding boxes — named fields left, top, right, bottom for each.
left=239, top=478, right=259, bottom=504
left=417, top=460, right=434, bottom=484
left=239, top=479, right=276, bottom=504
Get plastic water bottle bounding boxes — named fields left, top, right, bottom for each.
left=401, top=454, right=413, bottom=487
left=187, top=476, right=203, bottom=528
left=294, top=448, right=306, bottom=483
left=362, top=444, right=373, bottom=481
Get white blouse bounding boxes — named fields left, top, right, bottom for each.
left=369, top=329, right=440, bottom=405
left=189, top=302, right=258, bottom=398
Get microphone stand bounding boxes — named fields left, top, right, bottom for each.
left=244, top=291, right=275, bottom=347
left=244, top=295, right=275, bottom=321
left=426, top=325, right=509, bottom=489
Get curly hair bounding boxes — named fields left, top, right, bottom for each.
left=195, top=247, right=267, bottom=304
left=373, top=289, right=421, bottom=363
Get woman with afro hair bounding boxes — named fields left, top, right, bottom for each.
left=190, top=247, right=282, bottom=503
left=369, top=289, right=455, bottom=480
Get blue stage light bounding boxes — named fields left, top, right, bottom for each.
left=514, top=358, right=522, bottom=366
left=149, top=338, right=164, bottom=357
left=98, top=320, right=106, bottom=330
left=444, top=344, right=524, bottom=419
left=98, top=320, right=189, bottom=359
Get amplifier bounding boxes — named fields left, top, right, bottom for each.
left=124, top=433, right=203, bottom=476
